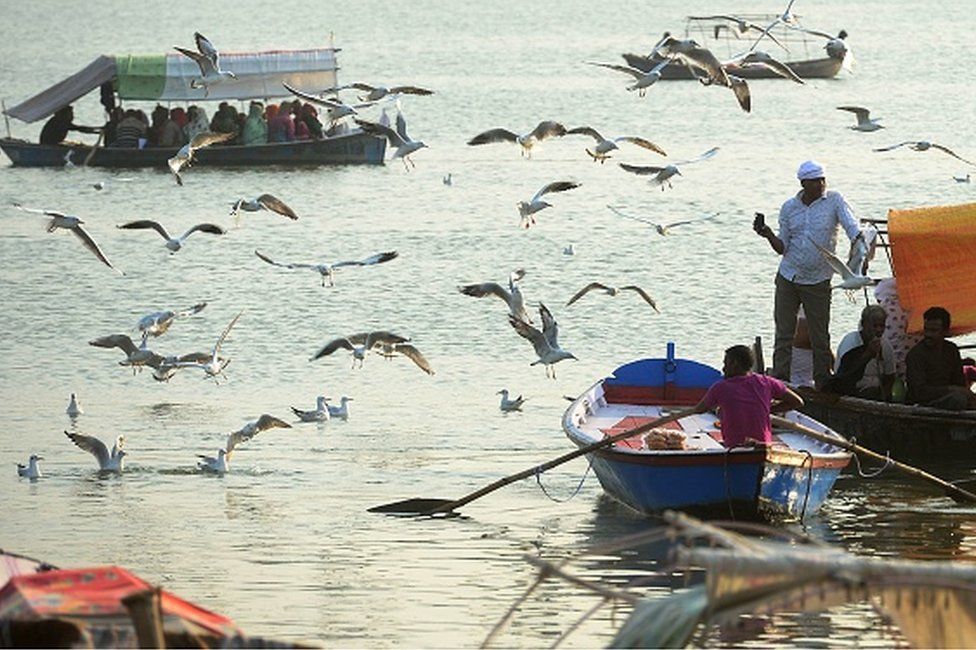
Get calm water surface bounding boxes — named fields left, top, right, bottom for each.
left=2, top=1, right=975, bottom=646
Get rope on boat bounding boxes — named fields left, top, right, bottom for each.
left=849, top=437, right=893, bottom=478
left=535, top=455, right=594, bottom=503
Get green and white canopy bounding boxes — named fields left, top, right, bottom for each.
left=5, top=48, right=338, bottom=123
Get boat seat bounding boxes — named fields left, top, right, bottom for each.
left=602, top=383, right=709, bottom=406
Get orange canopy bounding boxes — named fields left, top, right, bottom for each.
left=889, top=201, right=976, bottom=336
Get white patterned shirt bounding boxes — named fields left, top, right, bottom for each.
left=776, top=190, right=860, bottom=284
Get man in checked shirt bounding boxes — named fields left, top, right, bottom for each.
left=754, top=160, right=861, bottom=389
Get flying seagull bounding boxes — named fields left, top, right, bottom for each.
left=117, top=219, right=225, bottom=253
left=282, top=82, right=378, bottom=125
left=373, top=340, right=435, bottom=375
left=197, top=414, right=291, bottom=474
left=330, top=82, right=434, bottom=102
left=607, top=204, right=715, bottom=235
left=873, top=141, right=976, bottom=167
left=517, top=181, right=581, bottom=228
left=566, top=282, right=659, bottom=312
left=733, top=50, right=804, bottom=84
left=255, top=249, right=398, bottom=287
left=809, top=237, right=874, bottom=296
left=497, top=389, right=527, bottom=412
left=458, top=269, right=532, bottom=324
left=354, top=111, right=428, bottom=170
left=230, top=194, right=299, bottom=220
left=618, top=147, right=720, bottom=190
left=585, top=59, right=670, bottom=97
left=311, top=331, right=411, bottom=369
left=510, top=304, right=577, bottom=379
left=138, top=302, right=207, bottom=337
left=167, top=131, right=236, bottom=185
left=468, top=121, right=567, bottom=158
left=151, top=351, right=221, bottom=383
left=291, top=396, right=330, bottom=423
left=174, top=32, right=237, bottom=97
left=65, top=431, right=126, bottom=473
left=688, top=15, right=788, bottom=51
left=12, top=203, right=121, bottom=273
left=837, top=106, right=883, bottom=132
left=170, top=310, right=243, bottom=383
left=566, top=126, right=666, bottom=163
left=653, top=36, right=730, bottom=87
left=17, top=454, right=43, bottom=480
left=89, top=333, right=163, bottom=373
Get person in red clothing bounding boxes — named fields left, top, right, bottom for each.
left=652, top=345, right=805, bottom=448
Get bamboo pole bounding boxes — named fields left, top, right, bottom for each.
left=2, top=100, right=11, bottom=139
left=121, top=587, right=166, bottom=648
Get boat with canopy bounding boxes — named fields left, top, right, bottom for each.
left=0, top=45, right=386, bottom=168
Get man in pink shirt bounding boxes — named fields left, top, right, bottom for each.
left=683, top=345, right=804, bottom=447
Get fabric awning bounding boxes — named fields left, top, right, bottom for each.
left=889, top=201, right=976, bottom=336
left=3, top=55, right=116, bottom=123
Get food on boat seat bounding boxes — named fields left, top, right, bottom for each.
left=642, top=428, right=687, bottom=450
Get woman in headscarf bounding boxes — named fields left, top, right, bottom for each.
left=184, top=106, right=210, bottom=141
left=241, top=101, right=268, bottom=146
left=300, top=103, right=323, bottom=140
left=267, top=102, right=295, bottom=143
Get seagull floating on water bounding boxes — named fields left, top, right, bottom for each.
left=197, top=414, right=291, bottom=474
left=618, top=147, right=720, bottom=190
left=354, top=110, right=428, bottom=170
left=66, top=393, right=83, bottom=418
left=89, top=333, right=163, bottom=373
left=17, top=454, right=43, bottom=480
left=325, top=396, right=353, bottom=420
left=837, top=106, right=883, bottom=132
left=170, top=310, right=243, bottom=383
left=497, top=389, right=527, bottom=412
left=517, top=181, right=581, bottom=228
left=510, top=304, right=577, bottom=379
left=174, top=32, right=237, bottom=97
left=443, top=173, right=453, bottom=186
left=291, top=396, right=330, bottom=422
left=566, top=282, right=659, bottom=312
left=255, top=249, right=398, bottom=287
left=138, top=302, right=207, bottom=338
left=955, top=174, right=972, bottom=183
left=65, top=431, right=126, bottom=473
left=563, top=243, right=576, bottom=256
left=459, top=269, right=532, bottom=324
left=167, top=131, right=236, bottom=185
left=117, top=219, right=225, bottom=253
left=566, top=126, right=666, bottom=163
left=311, top=331, right=410, bottom=369
left=468, top=121, right=567, bottom=158
left=12, top=203, right=121, bottom=273
left=230, top=194, right=299, bottom=220
left=873, top=141, right=976, bottom=167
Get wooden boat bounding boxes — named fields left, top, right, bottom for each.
left=1, top=45, right=387, bottom=168
left=562, top=343, right=851, bottom=520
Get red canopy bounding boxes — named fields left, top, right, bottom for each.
left=0, top=565, right=239, bottom=639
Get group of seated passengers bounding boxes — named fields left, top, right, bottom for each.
left=822, top=304, right=976, bottom=410
left=41, top=101, right=328, bottom=149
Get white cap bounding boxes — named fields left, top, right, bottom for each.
left=797, top=160, right=826, bottom=180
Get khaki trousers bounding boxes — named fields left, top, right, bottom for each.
left=773, top=274, right=832, bottom=387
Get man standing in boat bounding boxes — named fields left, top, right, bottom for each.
left=646, top=345, right=804, bottom=448
left=755, top=160, right=861, bottom=389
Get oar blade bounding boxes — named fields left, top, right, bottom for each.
left=946, top=478, right=976, bottom=503
left=368, top=497, right=458, bottom=515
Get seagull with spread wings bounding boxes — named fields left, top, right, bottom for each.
left=468, top=120, right=567, bottom=158
left=510, top=304, right=577, bottom=379
left=809, top=237, right=874, bottom=299
left=689, top=15, right=788, bottom=51
left=607, top=205, right=716, bottom=235
left=167, top=131, right=236, bottom=185
left=873, top=141, right=976, bottom=167
left=230, top=194, right=299, bottom=220
left=330, top=82, right=434, bottom=102
left=373, top=340, right=435, bottom=375
left=837, top=106, right=883, bottom=132
left=65, top=431, right=126, bottom=473
left=255, top=249, right=398, bottom=287
left=310, top=331, right=411, bottom=369
left=566, top=282, right=659, bottom=312
left=619, top=147, right=720, bottom=191
left=174, top=32, right=237, bottom=97
left=117, top=219, right=225, bottom=253
left=517, top=181, right=581, bottom=228
left=12, top=203, right=121, bottom=273
left=197, top=414, right=291, bottom=474
left=585, top=59, right=670, bottom=97
left=282, top=82, right=378, bottom=126
left=89, top=333, right=163, bottom=373
left=459, top=269, right=532, bottom=324
left=566, top=126, right=666, bottom=163
left=170, top=310, right=243, bottom=383
left=138, top=302, right=207, bottom=338
left=732, top=50, right=804, bottom=84
left=354, top=110, right=428, bottom=170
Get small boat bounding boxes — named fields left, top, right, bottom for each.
left=562, top=343, right=851, bottom=520
left=1, top=46, right=386, bottom=168
left=622, top=14, right=849, bottom=81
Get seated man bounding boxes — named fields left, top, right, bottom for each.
left=647, top=345, right=804, bottom=448
left=827, top=304, right=896, bottom=401
left=905, top=306, right=976, bottom=410
left=39, top=105, right=101, bottom=145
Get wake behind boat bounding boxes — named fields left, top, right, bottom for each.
left=563, top=343, right=851, bottom=520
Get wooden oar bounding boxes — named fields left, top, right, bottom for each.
left=370, top=409, right=695, bottom=515
left=82, top=130, right=104, bottom=167
left=771, top=415, right=976, bottom=503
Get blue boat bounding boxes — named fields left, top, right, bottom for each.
left=562, top=343, right=851, bottom=520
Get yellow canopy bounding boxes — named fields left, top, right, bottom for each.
left=889, top=201, right=976, bottom=336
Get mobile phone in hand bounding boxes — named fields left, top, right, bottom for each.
left=753, top=212, right=766, bottom=234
